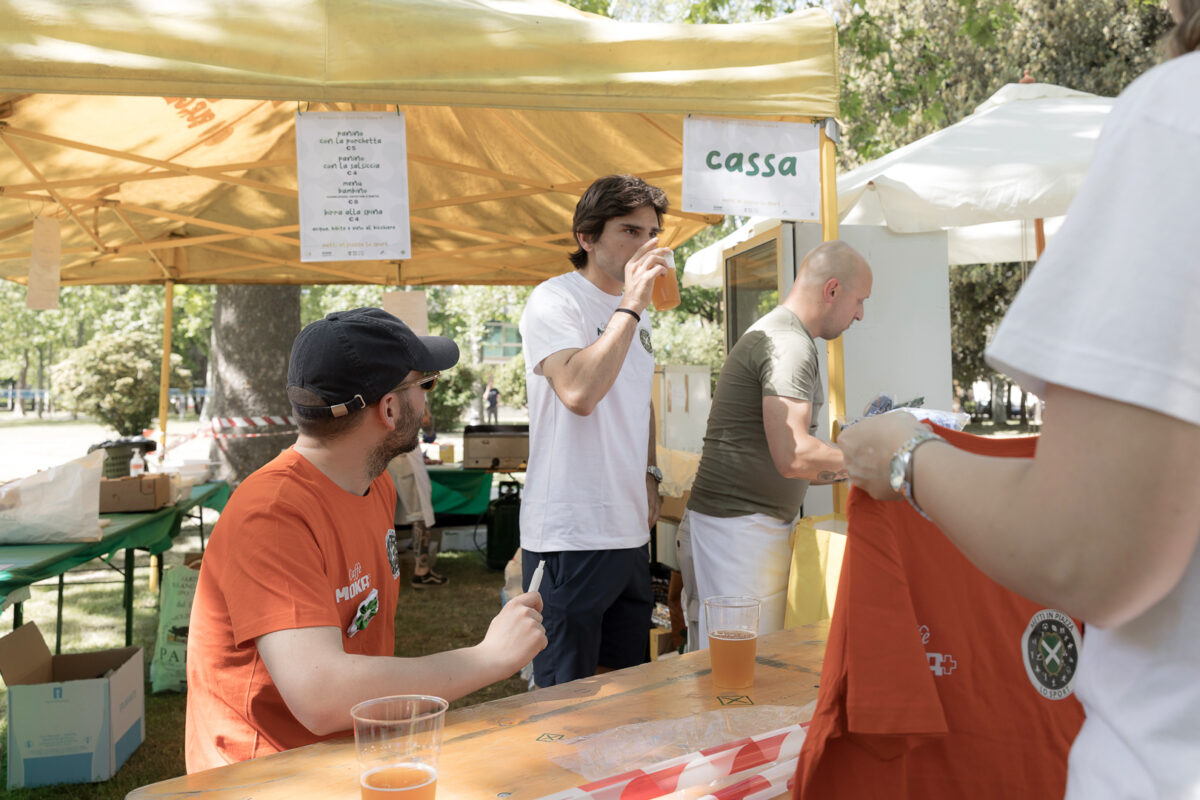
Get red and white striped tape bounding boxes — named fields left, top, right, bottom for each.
left=209, top=416, right=297, bottom=439
left=536, top=722, right=808, bottom=800
left=210, top=415, right=296, bottom=429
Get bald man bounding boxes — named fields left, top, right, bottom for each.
left=679, top=241, right=873, bottom=647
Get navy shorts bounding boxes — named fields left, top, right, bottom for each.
left=523, top=546, right=653, bottom=687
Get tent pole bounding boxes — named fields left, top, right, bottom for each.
left=150, top=278, right=175, bottom=597
left=1034, top=218, right=1046, bottom=258
left=819, top=120, right=847, bottom=516
left=158, top=280, right=175, bottom=466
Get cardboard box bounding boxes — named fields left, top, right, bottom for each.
left=98, top=474, right=172, bottom=513
left=658, top=490, right=690, bottom=523
left=0, top=622, right=144, bottom=789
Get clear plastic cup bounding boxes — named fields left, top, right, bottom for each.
left=705, top=596, right=760, bottom=688
left=351, top=695, right=448, bottom=799
left=652, top=250, right=681, bottom=311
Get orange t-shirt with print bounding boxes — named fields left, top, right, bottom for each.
left=793, top=426, right=1084, bottom=799
left=185, top=448, right=400, bottom=773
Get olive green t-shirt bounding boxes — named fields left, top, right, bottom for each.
left=688, top=306, right=822, bottom=522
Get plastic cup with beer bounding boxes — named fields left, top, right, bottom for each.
left=704, top=596, right=761, bottom=689
left=651, top=249, right=681, bottom=311
left=351, top=694, right=448, bottom=799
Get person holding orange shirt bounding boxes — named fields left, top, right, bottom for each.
left=839, top=5, right=1200, bottom=795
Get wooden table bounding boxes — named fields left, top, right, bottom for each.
left=128, top=620, right=828, bottom=799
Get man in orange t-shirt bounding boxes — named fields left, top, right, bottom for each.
left=185, top=308, right=547, bottom=773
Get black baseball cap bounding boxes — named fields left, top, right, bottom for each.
left=287, top=307, right=459, bottom=419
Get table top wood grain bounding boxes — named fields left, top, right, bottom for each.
left=128, top=620, right=828, bottom=799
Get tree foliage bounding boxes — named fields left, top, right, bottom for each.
left=53, top=330, right=191, bottom=436
left=832, top=0, right=1172, bottom=169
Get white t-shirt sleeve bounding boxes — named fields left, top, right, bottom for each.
left=519, top=278, right=590, bottom=376
left=986, top=57, right=1200, bottom=427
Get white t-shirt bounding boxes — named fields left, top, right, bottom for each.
left=987, top=52, right=1200, bottom=800
left=518, top=270, right=654, bottom=552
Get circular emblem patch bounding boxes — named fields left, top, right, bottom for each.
left=639, top=327, right=653, bottom=354
left=385, top=529, right=401, bottom=579
left=1022, top=609, right=1081, bottom=700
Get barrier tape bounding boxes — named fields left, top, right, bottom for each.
left=210, top=415, right=296, bottom=429
left=144, top=415, right=299, bottom=453
left=209, top=416, right=297, bottom=440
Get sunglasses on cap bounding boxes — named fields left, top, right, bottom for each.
left=391, top=371, right=440, bottom=394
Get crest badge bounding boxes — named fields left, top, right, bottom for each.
left=1022, top=609, right=1081, bottom=700
left=385, top=529, right=401, bottom=579
left=639, top=327, right=653, bottom=354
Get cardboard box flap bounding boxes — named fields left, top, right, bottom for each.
left=0, top=622, right=53, bottom=686
left=53, top=647, right=142, bottom=683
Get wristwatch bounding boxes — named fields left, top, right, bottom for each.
left=646, top=465, right=663, bottom=483
left=889, top=430, right=943, bottom=519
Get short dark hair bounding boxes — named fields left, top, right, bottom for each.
left=288, top=385, right=372, bottom=440
left=569, top=175, right=668, bottom=269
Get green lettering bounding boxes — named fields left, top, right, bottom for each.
left=762, top=153, right=776, bottom=178
left=746, top=152, right=760, bottom=177
left=779, top=156, right=797, bottom=177
left=724, top=152, right=744, bottom=173
left=706, top=150, right=722, bottom=169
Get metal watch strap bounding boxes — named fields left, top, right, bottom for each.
left=900, top=431, right=943, bottom=521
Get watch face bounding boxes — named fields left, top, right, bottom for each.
left=889, top=453, right=906, bottom=493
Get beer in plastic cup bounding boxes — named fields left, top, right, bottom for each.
left=705, top=596, right=760, bottom=688
left=651, top=250, right=680, bottom=311
left=352, top=695, right=448, bottom=799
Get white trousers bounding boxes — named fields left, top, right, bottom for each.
left=687, top=509, right=794, bottom=648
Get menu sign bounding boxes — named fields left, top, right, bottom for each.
left=296, top=111, right=411, bottom=262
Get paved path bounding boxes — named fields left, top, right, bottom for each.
left=0, top=414, right=212, bottom=483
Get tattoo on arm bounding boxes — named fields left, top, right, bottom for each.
left=817, top=470, right=849, bottom=483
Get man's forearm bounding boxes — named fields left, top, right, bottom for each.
left=779, top=436, right=846, bottom=482
left=544, top=311, right=640, bottom=415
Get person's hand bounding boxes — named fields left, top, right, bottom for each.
left=839, top=411, right=930, bottom=500
left=480, top=591, right=546, bottom=673
left=646, top=477, right=663, bottom=529
left=621, top=237, right=671, bottom=314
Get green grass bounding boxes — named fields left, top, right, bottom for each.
left=0, top=534, right=524, bottom=798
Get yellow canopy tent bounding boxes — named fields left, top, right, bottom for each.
left=0, top=0, right=842, bottom=452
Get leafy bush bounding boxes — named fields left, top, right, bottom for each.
left=53, top=331, right=192, bottom=436
left=427, top=362, right=479, bottom=432
left=491, top=352, right=527, bottom=410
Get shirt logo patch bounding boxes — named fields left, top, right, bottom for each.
left=919, top=624, right=957, bottom=677
left=1022, top=609, right=1080, bottom=700
left=385, top=528, right=401, bottom=579
left=346, top=587, right=379, bottom=638
left=639, top=328, right=653, bottom=354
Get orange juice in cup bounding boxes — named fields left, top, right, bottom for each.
left=361, top=762, right=437, bottom=799
left=352, top=695, right=447, bottom=800
left=704, top=596, right=761, bottom=688
left=651, top=250, right=680, bottom=311
left=708, top=629, right=758, bottom=688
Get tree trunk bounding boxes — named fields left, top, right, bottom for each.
left=990, top=375, right=1007, bottom=425
left=15, top=350, right=28, bottom=417
left=208, top=285, right=301, bottom=484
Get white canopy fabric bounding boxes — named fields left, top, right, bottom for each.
left=684, top=82, right=1113, bottom=286
left=840, top=82, right=1111, bottom=265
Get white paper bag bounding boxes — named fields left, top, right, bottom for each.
left=0, top=450, right=105, bottom=543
